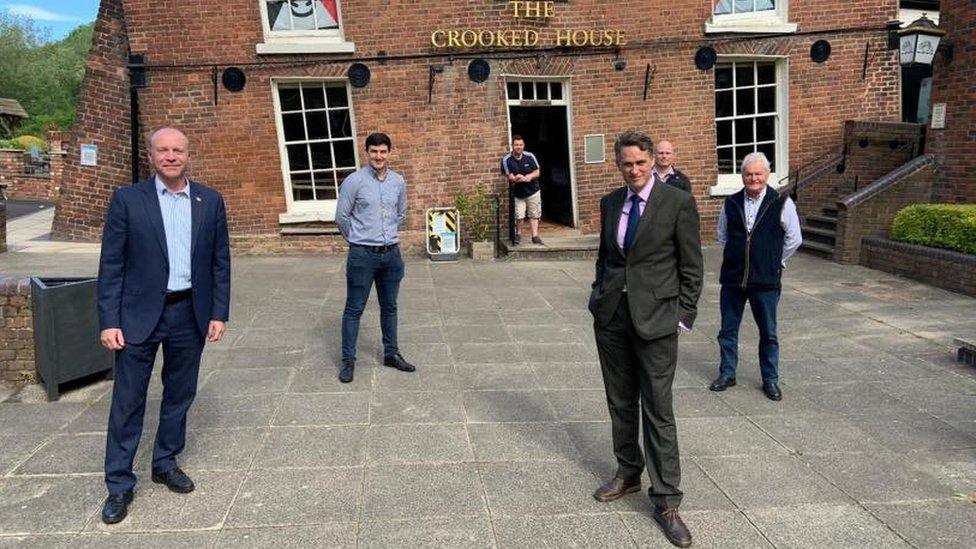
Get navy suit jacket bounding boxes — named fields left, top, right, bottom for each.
left=97, top=179, right=231, bottom=345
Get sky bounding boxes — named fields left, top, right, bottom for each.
left=0, top=0, right=99, bottom=41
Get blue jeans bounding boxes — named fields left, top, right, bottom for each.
left=341, top=244, right=404, bottom=363
left=717, top=285, right=781, bottom=383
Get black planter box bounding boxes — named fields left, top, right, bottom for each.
left=31, top=277, right=113, bottom=401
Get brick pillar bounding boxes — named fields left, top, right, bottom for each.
left=0, top=276, right=34, bottom=383
left=51, top=0, right=132, bottom=242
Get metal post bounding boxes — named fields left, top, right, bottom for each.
left=130, top=88, right=140, bottom=184
left=508, top=183, right=516, bottom=244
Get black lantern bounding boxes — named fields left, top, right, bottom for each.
left=898, top=15, right=948, bottom=66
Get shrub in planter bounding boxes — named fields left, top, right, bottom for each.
left=454, top=185, right=496, bottom=259
left=891, top=204, right=976, bottom=255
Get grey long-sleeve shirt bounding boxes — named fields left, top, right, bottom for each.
left=336, top=166, right=407, bottom=246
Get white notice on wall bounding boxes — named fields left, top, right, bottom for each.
left=80, top=144, right=98, bottom=166
left=930, top=103, right=947, bottom=129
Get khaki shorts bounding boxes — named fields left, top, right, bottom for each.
left=514, top=190, right=542, bottom=220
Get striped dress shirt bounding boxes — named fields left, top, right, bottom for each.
left=155, top=176, right=193, bottom=291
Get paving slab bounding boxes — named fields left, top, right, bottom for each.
left=697, top=454, right=851, bottom=509
left=272, top=392, right=369, bottom=426
left=867, top=501, right=976, bottom=549
left=492, top=514, right=634, bottom=549
left=804, top=452, right=958, bottom=503
left=0, top=476, right=103, bottom=535
left=225, top=468, right=361, bottom=527
left=467, top=422, right=579, bottom=462
left=478, top=461, right=604, bottom=516
left=362, top=463, right=486, bottom=519
left=214, top=524, right=357, bottom=548
left=359, top=517, right=493, bottom=549
left=746, top=503, right=910, bottom=548
left=621, top=509, right=772, bottom=549
left=364, top=423, right=472, bottom=464
left=254, top=425, right=365, bottom=468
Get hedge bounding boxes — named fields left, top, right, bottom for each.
left=891, top=204, right=976, bottom=255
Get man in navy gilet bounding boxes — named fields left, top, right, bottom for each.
left=709, top=152, right=801, bottom=401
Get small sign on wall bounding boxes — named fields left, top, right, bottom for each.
left=80, top=144, right=98, bottom=166
left=930, top=103, right=946, bottom=129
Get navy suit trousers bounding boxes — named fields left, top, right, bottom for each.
left=104, top=298, right=204, bottom=495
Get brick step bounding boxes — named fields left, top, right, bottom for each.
left=501, top=235, right=599, bottom=261
left=804, top=214, right=838, bottom=231
left=822, top=206, right=839, bottom=217
left=799, top=239, right=835, bottom=259
left=801, top=225, right=837, bottom=246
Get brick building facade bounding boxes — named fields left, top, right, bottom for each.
left=52, top=0, right=904, bottom=252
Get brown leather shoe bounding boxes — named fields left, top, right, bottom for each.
left=652, top=507, right=692, bottom=548
left=592, top=477, right=641, bottom=502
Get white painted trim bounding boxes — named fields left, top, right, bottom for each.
left=257, top=41, right=355, bottom=55
left=270, top=77, right=360, bottom=222
left=705, top=0, right=796, bottom=34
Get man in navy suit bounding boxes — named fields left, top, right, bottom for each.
left=97, top=127, right=231, bottom=524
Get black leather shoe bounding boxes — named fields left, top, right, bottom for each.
left=151, top=466, right=195, bottom=493
left=384, top=353, right=416, bottom=372
left=101, top=491, right=133, bottom=524
left=652, top=507, right=693, bottom=548
left=592, top=477, right=641, bottom=502
left=763, top=381, right=782, bottom=401
left=709, top=376, right=736, bottom=391
left=338, top=360, right=355, bottom=383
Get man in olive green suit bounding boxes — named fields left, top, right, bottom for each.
left=588, top=131, right=703, bottom=548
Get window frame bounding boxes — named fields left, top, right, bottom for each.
left=271, top=77, right=359, bottom=223
left=710, top=56, right=790, bottom=197
left=257, top=0, right=355, bottom=55
left=705, top=0, right=797, bottom=34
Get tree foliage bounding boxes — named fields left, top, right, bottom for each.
left=0, top=13, right=93, bottom=138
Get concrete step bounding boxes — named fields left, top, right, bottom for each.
left=805, top=214, right=838, bottom=231
left=822, top=206, right=839, bottom=217
left=501, top=234, right=599, bottom=260
left=800, top=239, right=835, bottom=259
left=801, top=225, right=837, bottom=246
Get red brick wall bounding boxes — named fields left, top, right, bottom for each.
left=0, top=137, right=65, bottom=201
left=53, top=0, right=902, bottom=250
left=862, top=237, right=976, bottom=298
left=51, top=0, right=133, bottom=241
left=0, top=276, right=34, bottom=383
left=928, top=0, right=976, bottom=204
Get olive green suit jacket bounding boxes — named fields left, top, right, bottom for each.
left=589, top=182, right=704, bottom=340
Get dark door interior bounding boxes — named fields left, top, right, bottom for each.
left=509, top=105, right=573, bottom=227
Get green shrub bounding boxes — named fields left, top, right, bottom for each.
left=10, top=135, right=48, bottom=152
left=453, top=185, right=495, bottom=242
left=890, top=204, right=976, bottom=255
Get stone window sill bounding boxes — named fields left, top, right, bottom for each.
left=279, top=208, right=336, bottom=224
left=705, top=18, right=797, bottom=35
left=257, top=40, right=355, bottom=55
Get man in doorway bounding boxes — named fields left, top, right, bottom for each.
left=335, top=132, right=416, bottom=383
left=98, top=127, right=231, bottom=524
left=501, top=135, right=543, bottom=245
left=709, top=152, right=802, bottom=401
left=589, top=131, right=703, bottom=548
left=652, top=140, right=692, bottom=194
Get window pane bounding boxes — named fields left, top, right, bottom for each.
left=312, top=171, right=337, bottom=199
left=757, top=63, right=776, bottom=85
left=756, top=115, right=776, bottom=142
left=521, top=82, right=534, bottom=100
left=310, top=142, right=333, bottom=169
left=714, top=0, right=732, bottom=14
left=734, top=0, right=754, bottom=13
left=550, top=82, right=562, bottom=100
left=325, top=85, right=349, bottom=108
left=291, top=172, right=314, bottom=201
left=336, top=168, right=356, bottom=190
left=507, top=82, right=519, bottom=100
left=278, top=85, right=301, bottom=111
left=735, top=65, right=754, bottom=87
left=302, top=83, right=326, bottom=110
left=312, top=0, right=339, bottom=29
left=333, top=140, right=356, bottom=168
left=715, top=66, right=733, bottom=89
left=305, top=111, right=329, bottom=140
left=736, top=89, right=755, bottom=115
left=715, top=91, right=733, bottom=118
left=758, top=86, right=776, bottom=113
left=287, top=144, right=310, bottom=171
left=735, top=118, right=754, bottom=144
left=329, top=109, right=352, bottom=139
left=717, top=120, right=733, bottom=146
left=757, top=143, right=776, bottom=172
left=735, top=145, right=753, bottom=170
left=717, top=147, right=734, bottom=174
left=756, top=0, right=775, bottom=11
left=535, top=82, right=548, bottom=100
left=267, top=1, right=289, bottom=31
left=282, top=112, right=306, bottom=141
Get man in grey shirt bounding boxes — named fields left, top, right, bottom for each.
left=335, top=132, right=416, bottom=383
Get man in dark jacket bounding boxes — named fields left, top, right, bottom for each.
left=589, top=131, right=703, bottom=548
left=652, top=140, right=692, bottom=194
left=709, top=152, right=802, bottom=401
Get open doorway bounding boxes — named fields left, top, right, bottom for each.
left=506, top=80, right=575, bottom=227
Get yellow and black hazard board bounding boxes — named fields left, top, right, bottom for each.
left=426, top=207, right=460, bottom=261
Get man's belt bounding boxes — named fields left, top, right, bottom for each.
left=164, top=289, right=192, bottom=304
left=351, top=243, right=399, bottom=253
